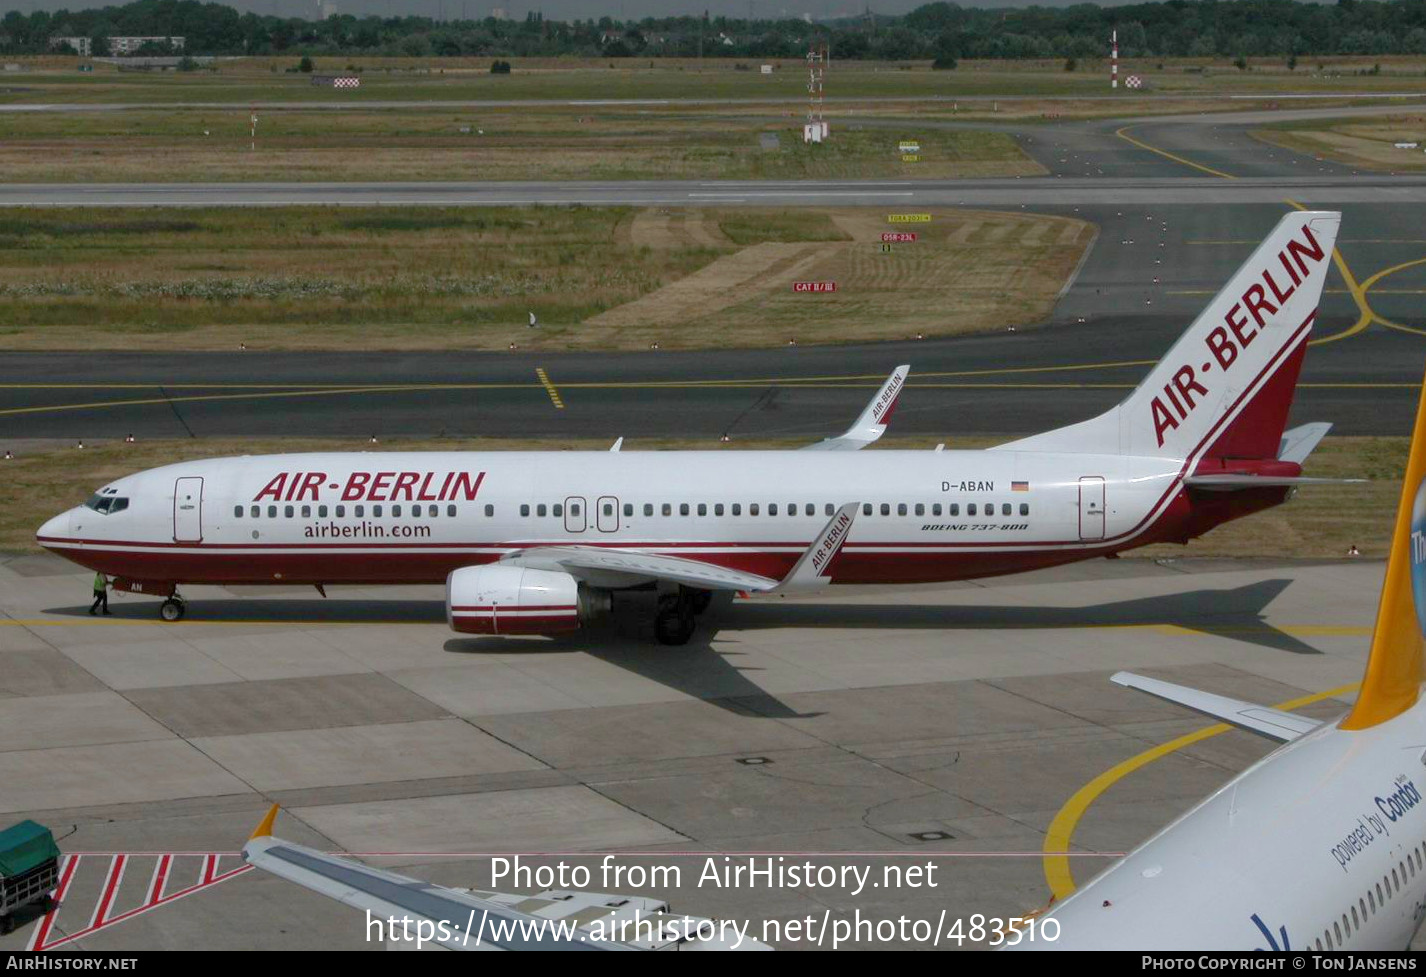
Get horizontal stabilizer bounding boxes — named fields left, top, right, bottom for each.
left=803, top=365, right=908, bottom=451
left=1111, top=671, right=1323, bottom=743
left=1183, top=474, right=1365, bottom=490
left=1278, top=422, right=1332, bottom=464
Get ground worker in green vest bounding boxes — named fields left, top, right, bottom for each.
left=89, top=572, right=111, bottom=616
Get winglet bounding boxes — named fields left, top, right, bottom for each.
left=249, top=804, right=280, bottom=841
left=1341, top=368, right=1426, bottom=730
left=802, top=366, right=909, bottom=451
left=773, top=502, right=859, bottom=592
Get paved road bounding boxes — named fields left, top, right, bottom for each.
left=3, top=105, right=1424, bottom=439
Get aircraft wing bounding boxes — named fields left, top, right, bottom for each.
left=802, top=365, right=909, bottom=451
left=1111, top=672, right=1324, bottom=743
left=500, top=503, right=860, bottom=594
left=243, top=807, right=767, bottom=951
left=501, top=546, right=781, bottom=592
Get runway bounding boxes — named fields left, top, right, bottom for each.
left=2, top=104, right=1425, bottom=439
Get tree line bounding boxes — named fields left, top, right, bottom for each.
left=7, top=0, right=1426, bottom=61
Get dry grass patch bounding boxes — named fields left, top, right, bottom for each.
left=1253, top=117, right=1426, bottom=172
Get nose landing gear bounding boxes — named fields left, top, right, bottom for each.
left=159, top=594, right=186, bottom=622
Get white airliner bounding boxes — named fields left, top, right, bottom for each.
left=38, top=211, right=1346, bottom=645
left=1012, top=374, right=1426, bottom=952
left=242, top=806, right=769, bottom=951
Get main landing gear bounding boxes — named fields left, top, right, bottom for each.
left=159, top=593, right=187, bottom=622
left=653, top=587, right=713, bottom=646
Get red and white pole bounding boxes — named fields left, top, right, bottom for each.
left=1111, top=30, right=1118, bottom=90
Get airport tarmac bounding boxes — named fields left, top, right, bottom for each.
left=0, top=551, right=1395, bottom=949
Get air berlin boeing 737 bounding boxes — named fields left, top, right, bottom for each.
left=37, top=211, right=1344, bottom=645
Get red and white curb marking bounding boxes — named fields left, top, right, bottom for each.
left=26, top=853, right=251, bottom=951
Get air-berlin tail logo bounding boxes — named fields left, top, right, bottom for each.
left=1150, top=223, right=1326, bottom=448
left=253, top=470, right=486, bottom=503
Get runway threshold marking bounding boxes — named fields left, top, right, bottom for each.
left=1041, top=680, right=1359, bottom=901
left=535, top=367, right=564, bottom=409
left=1113, top=125, right=1237, bottom=180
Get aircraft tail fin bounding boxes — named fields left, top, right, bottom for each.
left=996, top=210, right=1340, bottom=462
left=1340, top=369, right=1426, bottom=730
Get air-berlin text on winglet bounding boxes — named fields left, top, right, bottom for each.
left=810, top=509, right=854, bottom=574
left=872, top=371, right=905, bottom=424
left=253, top=470, right=487, bottom=503
left=1149, top=223, right=1327, bottom=448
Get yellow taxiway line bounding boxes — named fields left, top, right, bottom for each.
left=1041, top=680, right=1360, bottom=900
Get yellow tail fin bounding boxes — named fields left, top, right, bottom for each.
left=1340, top=371, right=1426, bottom=730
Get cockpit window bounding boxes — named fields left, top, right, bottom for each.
left=84, top=494, right=129, bottom=515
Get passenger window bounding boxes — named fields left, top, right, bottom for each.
left=715, top=503, right=725, bottom=516
left=356, top=505, right=365, bottom=517
left=318, top=505, right=327, bottom=517
left=825, top=503, right=834, bottom=516
left=731, top=503, right=741, bottom=516
left=768, top=503, right=778, bottom=516
left=483, top=504, right=492, bottom=517
left=284, top=505, right=294, bottom=518
left=392, top=505, right=402, bottom=517
left=968, top=504, right=977, bottom=516
left=1002, top=503, right=1012, bottom=516
left=251, top=505, right=260, bottom=518
left=984, top=503, right=994, bottom=518
left=805, top=504, right=815, bottom=516
left=697, top=503, right=707, bottom=516
left=1020, top=503, right=1029, bottom=516
left=863, top=503, right=873, bottom=516
left=880, top=503, right=890, bottom=516
left=750, top=504, right=760, bottom=516
left=520, top=504, right=530, bottom=517
left=570, top=503, right=581, bottom=516
left=553, top=504, right=563, bottom=517
left=932, top=503, right=941, bottom=516
left=643, top=504, right=653, bottom=516
left=915, top=504, right=924, bottom=516
left=301, top=505, right=311, bottom=518
left=446, top=505, right=455, bottom=517
left=623, top=503, right=633, bottom=517
left=949, top=504, right=959, bottom=516
left=603, top=503, right=613, bottom=516
left=234, top=505, right=243, bottom=518
left=337, top=506, right=345, bottom=517
left=537, top=504, right=547, bottom=517
left=897, top=503, right=907, bottom=516
left=374, top=505, right=383, bottom=517
left=680, top=503, right=690, bottom=516
left=662, top=503, right=672, bottom=516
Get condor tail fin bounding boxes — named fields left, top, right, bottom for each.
left=996, top=210, right=1340, bottom=461
left=1340, top=369, right=1426, bottom=730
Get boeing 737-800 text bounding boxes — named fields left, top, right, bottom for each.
left=37, top=211, right=1346, bottom=644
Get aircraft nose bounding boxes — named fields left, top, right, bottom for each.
left=36, top=510, right=72, bottom=544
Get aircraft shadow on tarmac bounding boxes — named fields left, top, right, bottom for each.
left=46, top=578, right=1316, bottom=718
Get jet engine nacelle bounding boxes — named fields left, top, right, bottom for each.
left=446, top=564, right=587, bottom=635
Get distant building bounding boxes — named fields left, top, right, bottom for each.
left=107, top=36, right=185, bottom=55
left=491, top=7, right=506, bottom=18
left=50, top=36, right=92, bottom=56
left=320, top=1, right=339, bottom=19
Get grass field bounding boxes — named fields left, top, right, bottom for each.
left=1253, top=113, right=1426, bottom=172
left=0, top=433, right=1401, bottom=558
left=6, top=55, right=1426, bottom=105
left=0, top=107, right=1039, bottom=182
left=0, top=205, right=1091, bottom=351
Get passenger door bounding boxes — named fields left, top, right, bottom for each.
left=1078, top=476, right=1105, bottom=541
left=173, top=476, right=204, bottom=543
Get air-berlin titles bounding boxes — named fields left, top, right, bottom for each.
left=1148, top=223, right=1326, bottom=448
left=253, top=470, right=487, bottom=503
